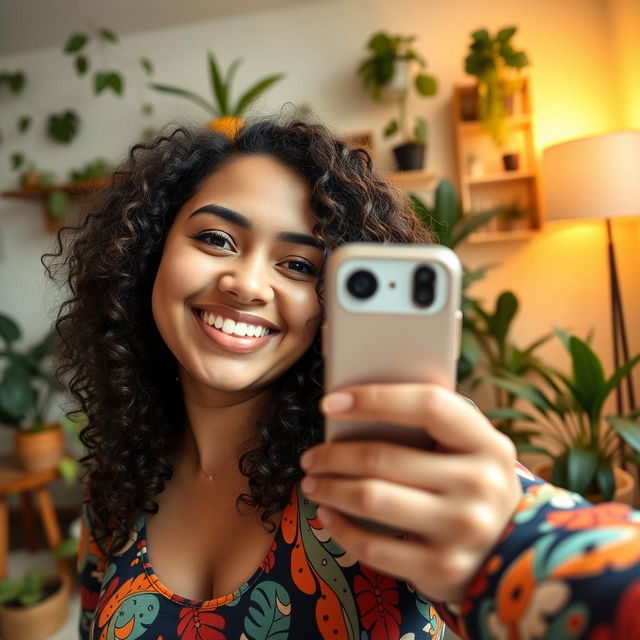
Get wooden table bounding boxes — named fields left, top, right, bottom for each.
left=0, top=454, right=66, bottom=579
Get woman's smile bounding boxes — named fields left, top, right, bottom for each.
left=192, top=306, right=280, bottom=354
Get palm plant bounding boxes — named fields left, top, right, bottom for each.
left=150, top=52, right=284, bottom=121
left=486, top=329, right=640, bottom=500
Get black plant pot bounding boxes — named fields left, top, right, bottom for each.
left=502, top=152, right=520, bottom=171
left=393, top=143, right=426, bottom=171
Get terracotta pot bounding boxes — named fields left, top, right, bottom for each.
left=13, top=423, right=64, bottom=472
left=535, top=463, right=635, bottom=506
left=208, top=116, right=244, bottom=139
left=0, top=575, right=70, bottom=640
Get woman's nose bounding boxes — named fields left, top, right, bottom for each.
left=217, top=257, right=274, bottom=305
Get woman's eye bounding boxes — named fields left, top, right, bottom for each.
left=281, top=259, right=318, bottom=276
left=192, top=231, right=235, bottom=251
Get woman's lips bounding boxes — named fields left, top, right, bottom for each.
left=192, top=309, right=278, bottom=354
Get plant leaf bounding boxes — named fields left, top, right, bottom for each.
left=140, top=57, right=154, bottom=76
left=569, top=336, right=605, bottom=418
left=233, top=73, right=284, bottom=116
left=488, top=291, right=518, bottom=346
left=450, top=206, right=502, bottom=246
left=0, top=313, right=21, bottom=344
left=415, top=73, right=437, bottom=96
left=148, top=82, right=217, bottom=116
left=18, top=115, right=32, bottom=133
left=599, top=354, right=640, bottom=416
left=606, top=416, right=640, bottom=454
left=208, top=52, right=228, bottom=115
left=75, top=55, right=88, bottom=75
left=414, top=117, right=427, bottom=144
left=0, top=358, right=36, bottom=423
left=484, top=407, right=536, bottom=422
left=10, top=152, right=24, bottom=170
left=64, top=33, right=88, bottom=53
left=47, top=110, right=80, bottom=143
left=485, top=376, right=554, bottom=416
left=98, top=28, right=118, bottom=43
left=596, top=462, right=615, bottom=501
left=383, top=118, right=399, bottom=138
left=567, top=448, right=599, bottom=495
left=47, top=191, right=69, bottom=219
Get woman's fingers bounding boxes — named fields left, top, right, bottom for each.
left=321, top=385, right=507, bottom=454
left=301, top=441, right=475, bottom=494
left=302, top=474, right=500, bottom=546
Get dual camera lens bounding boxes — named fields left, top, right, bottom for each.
left=346, top=265, right=435, bottom=307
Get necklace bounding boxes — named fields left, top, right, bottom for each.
left=199, top=467, right=214, bottom=481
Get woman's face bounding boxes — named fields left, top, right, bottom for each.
left=152, top=154, right=323, bottom=397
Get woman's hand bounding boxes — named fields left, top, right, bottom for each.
left=299, top=384, right=522, bottom=604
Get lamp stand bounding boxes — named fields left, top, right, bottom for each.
left=606, top=218, right=636, bottom=469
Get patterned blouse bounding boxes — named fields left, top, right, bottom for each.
left=78, top=463, right=640, bottom=639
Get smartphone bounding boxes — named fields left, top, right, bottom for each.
left=323, top=243, right=463, bottom=450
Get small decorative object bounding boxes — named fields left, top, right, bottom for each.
left=502, top=152, right=519, bottom=171
left=150, top=52, right=284, bottom=137
left=464, top=26, right=529, bottom=146
left=357, top=31, right=438, bottom=171
left=486, top=328, right=640, bottom=502
left=466, top=154, right=483, bottom=178
left=0, top=313, right=63, bottom=471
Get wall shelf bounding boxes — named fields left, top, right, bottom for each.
left=452, top=79, right=542, bottom=241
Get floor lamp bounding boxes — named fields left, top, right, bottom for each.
left=542, top=131, right=640, bottom=425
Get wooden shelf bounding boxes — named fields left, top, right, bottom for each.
left=466, top=171, right=536, bottom=186
left=386, top=169, right=437, bottom=190
left=1, top=178, right=108, bottom=232
left=452, top=79, right=542, bottom=240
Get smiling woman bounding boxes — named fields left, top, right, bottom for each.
left=44, top=118, right=640, bottom=640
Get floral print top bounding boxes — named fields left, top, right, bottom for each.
left=78, top=463, right=640, bottom=640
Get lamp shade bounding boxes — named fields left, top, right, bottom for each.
left=542, top=130, right=640, bottom=222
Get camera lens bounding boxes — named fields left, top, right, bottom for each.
left=346, top=270, right=378, bottom=299
left=413, top=265, right=435, bottom=307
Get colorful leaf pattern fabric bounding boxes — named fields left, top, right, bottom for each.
left=78, top=465, right=640, bottom=639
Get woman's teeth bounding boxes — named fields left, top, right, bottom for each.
left=199, top=311, right=272, bottom=338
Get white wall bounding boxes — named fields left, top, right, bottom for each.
left=1, top=0, right=639, bottom=502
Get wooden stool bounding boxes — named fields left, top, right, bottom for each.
left=0, top=453, right=70, bottom=581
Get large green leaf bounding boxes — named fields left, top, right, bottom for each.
left=488, top=291, right=518, bottom=346
left=450, top=207, right=502, bottom=246
left=599, top=354, right=640, bottom=416
left=595, top=462, right=615, bottom=501
left=460, top=327, right=480, bottom=366
left=148, top=83, right=217, bottom=116
left=569, top=336, right=605, bottom=418
left=485, top=376, right=554, bottom=416
left=0, top=358, right=36, bottom=423
left=606, top=416, right=640, bottom=454
left=567, top=448, right=599, bottom=495
left=233, top=74, right=284, bottom=116
left=430, top=179, right=459, bottom=246
left=0, top=313, right=21, bottom=345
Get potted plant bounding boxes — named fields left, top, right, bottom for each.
left=0, top=539, right=77, bottom=640
left=0, top=312, right=63, bottom=472
left=150, top=52, right=284, bottom=138
left=486, top=329, right=640, bottom=503
left=464, top=26, right=529, bottom=149
left=357, top=31, right=437, bottom=171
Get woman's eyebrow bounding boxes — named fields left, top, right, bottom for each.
left=189, top=204, right=320, bottom=249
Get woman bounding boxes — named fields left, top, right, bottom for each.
left=53, top=120, right=639, bottom=639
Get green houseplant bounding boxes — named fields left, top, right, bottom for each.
left=357, top=31, right=437, bottom=170
left=0, top=312, right=64, bottom=471
left=464, top=26, right=529, bottom=147
left=150, top=52, right=284, bottom=138
left=0, top=539, right=77, bottom=640
left=486, top=329, right=640, bottom=502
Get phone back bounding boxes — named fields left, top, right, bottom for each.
left=323, top=243, right=462, bottom=448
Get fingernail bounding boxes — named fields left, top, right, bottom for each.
left=317, top=506, right=332, bottom=526
left=300, top=450, right=314, bottom=470
left=301, top=476, right=317, bottom=495
left=322, top=392, right=353, bottom=413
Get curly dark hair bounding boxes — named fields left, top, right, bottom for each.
left=46, top=118, right=433, bottom=554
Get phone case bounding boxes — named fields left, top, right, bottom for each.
left=323, top=243, right=462, bottom=449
